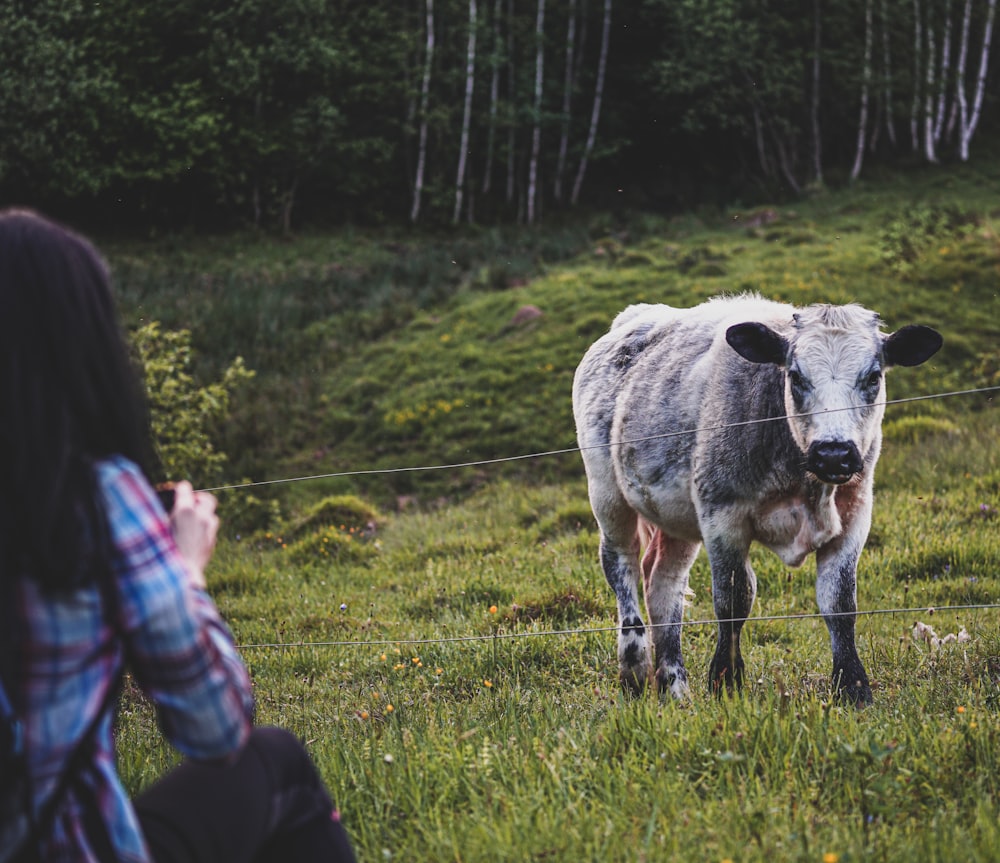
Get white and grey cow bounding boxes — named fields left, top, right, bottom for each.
left=572, top=294, right=942, bottom=704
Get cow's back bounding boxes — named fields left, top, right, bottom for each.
left=573, top=294, right=792, bottom=445
left=572, top=295, right=795, bottom=530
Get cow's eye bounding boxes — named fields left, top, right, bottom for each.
left=788, top=369, right=807, bottom=391
left=864, top=370, right=882, bottom=390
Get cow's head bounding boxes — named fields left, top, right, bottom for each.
left=726, top=305, right=942, bottom=484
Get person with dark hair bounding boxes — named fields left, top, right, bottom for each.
left=0, top=209, right=356, bottom=863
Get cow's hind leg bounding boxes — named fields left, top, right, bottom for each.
left=599, top=531, right=650, bottom=696
left=641, top=526, right=700, bottom=700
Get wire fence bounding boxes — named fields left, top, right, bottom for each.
left=236, top=603, right=1000, bottom=652
left=203, top=384, right=1000, bottom=495
left=198, top=382, right=1000, bottom=654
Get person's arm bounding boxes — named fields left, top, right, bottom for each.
left=97, top=459, right=254, bottom=762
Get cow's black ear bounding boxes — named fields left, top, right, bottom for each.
left=726, top=322, right=787, bottom=365
left=883, top=325, right=943, bottom=367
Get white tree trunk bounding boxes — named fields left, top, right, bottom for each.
left=811, top=0, right=823, bottom=184
left=881, top=0, right=898, bottom=146
left=958, top=0, right=997, bottom=159
left=946, top=0, right=972, bottom=140
left=933, top=0, right=954, bottom=142
left=506, top=0, right=516, bottom=204
left=924, top=20, right=939, bottom=161
left=851, top=0, right=874, bottom=180
left=752, top=105, right=773, bottom=177
left=411, top=0, right=435, bottom=223
left=482, top=0, right=502, bottom=194
left=571, top=0, right=611, bottom=205
left=453, top=0, right=478, bottom=224
left=526, top=0, right=545, bottom=224
left=771, top=129, right=802, bottom=193
left=554, top=0, right=578, bottom=202
left=911, top=0, right=923, bottom=151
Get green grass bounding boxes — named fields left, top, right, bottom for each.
left=108, top=159, right=1000, bottom=861
left=116, top=425, right=1000, bottom=862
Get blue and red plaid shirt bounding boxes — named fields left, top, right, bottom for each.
left=9, top=455, right=254, bottom=862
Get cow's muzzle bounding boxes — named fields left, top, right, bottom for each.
left=806, top=440, right=863, bottom=484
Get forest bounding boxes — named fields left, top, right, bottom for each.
left=1, top=0, right=997, bottom=232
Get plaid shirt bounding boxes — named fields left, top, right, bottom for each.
left=10, top=456, right=254, bottom=862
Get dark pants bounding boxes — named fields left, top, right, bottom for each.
left=134, top=727, right=356, bottom=863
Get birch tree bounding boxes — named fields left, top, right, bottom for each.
left=506, top=0, right=516, bottom=205
left=949, top=0, right=974, bottom=141
left=956, top=0, right=997, bottom=159
left=924, top=14, right=939, bottom=162
left=554, top=0, right=578, bottom=202
left=453, top=0, right=478, bottom=223
left=932, top=0, right=955, bottom=144
left=880, top=0, right=898, bottom=147
left=911, top=0, right=924, bottom=150
left=571, top=0, right=611, bottom=205
left=851, top=0, right=875, bottom=181
left=411, top=0, right=434, bottom=223
left=810, top=0, right=823, bottom=184
left=526, top=0, right=545, bottom=224
left=482, top=0, right=502, bottom=194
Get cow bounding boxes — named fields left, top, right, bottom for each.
left=571, top=294, right=942, bottom=704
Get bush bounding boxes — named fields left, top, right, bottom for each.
left=878, top=204, right=978, bottom=274
left=132, top=321, right=254, bottom=486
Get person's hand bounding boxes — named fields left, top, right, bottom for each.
left=169, top=481, right=219, bottom=590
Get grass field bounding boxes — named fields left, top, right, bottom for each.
left=110, top=160, right=1000, bottom=861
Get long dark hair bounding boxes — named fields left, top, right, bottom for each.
left=0, top=209, right=156, bottom=590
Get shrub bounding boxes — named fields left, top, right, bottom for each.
left=878, top=204, right=977, bottom=274
left=132, top=321, right=254, bottom=486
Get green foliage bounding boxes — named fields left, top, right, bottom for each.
left=216, top=486, right=283, bottom=539
left=0, top=3, right=117, bottom=198
left=131, top=322, right=254, bottom=486
left=878, top=204, right=979, bottom=275
left=4, top=0, right=1000, bottom=227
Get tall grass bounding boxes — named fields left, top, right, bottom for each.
left=109, top=161, right=1000, bottom=861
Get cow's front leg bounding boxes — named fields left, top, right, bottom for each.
left=817, top=542, right=873, bottom=705
left=705, top=536, right=756, bottom=695
left=642, top=529, right=700, bottom=700
left=600, top=534, right=650, bottom=695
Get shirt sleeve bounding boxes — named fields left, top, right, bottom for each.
left=96, top=457, right=254, bottom=761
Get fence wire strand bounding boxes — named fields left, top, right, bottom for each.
left=202, top=382, right=998, bottom=654
left=237, top=602, right=1000, bottom=652
left=202, top=384, right=999, bottom=495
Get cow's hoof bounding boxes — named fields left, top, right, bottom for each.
left=832, top=664, right=872, bottom=706
left=655, top=663, right=690, bottom=701
left=835, top=679, right=873, bottom=707
left=619, top=667, right=652, bottom=698
left=708, top=655, right=745, bottom=697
